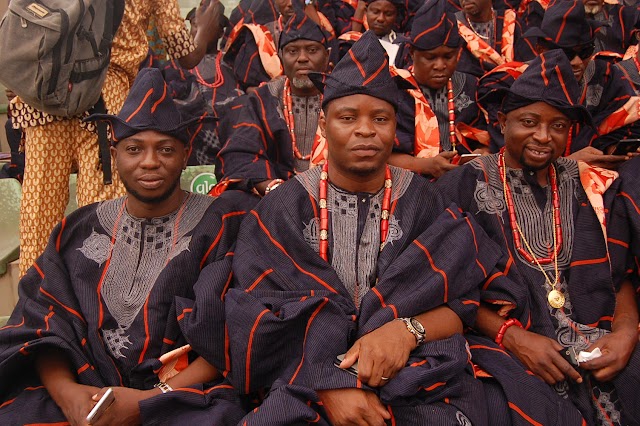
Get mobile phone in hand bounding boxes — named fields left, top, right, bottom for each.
left=559, top=347, right=579, bottom=367
left=611, top=139, right=640, bottom=155
left=86, top=387, right=115, bottom=424
left=334, top=353, right=359, bottom=377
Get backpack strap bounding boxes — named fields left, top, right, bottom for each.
left=93, top=96, right=112, bottom=185
left=98, top=0, right=125, bottom=53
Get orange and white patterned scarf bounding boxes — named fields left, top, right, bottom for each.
left=391, top=67, right=441, bottom=158
left=391, top=66, right=490, bottom=156
left=457, top=9, right=516, bottom=67
left=577, top=162, right=618, bottom=244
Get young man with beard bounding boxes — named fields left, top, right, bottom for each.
left=222, top=31, right=501, bottom=425
left=390, top=0, right=489, bottom=179
left=0, top=68, right=254, bottom=425
left=11, top=0, right=224, bottom=278
left=216, top=5, right=332, bottom=196
left=438, top=50, right=640, bottom=425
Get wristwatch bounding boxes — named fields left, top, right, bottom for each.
left=154, top=381, right=173, bottom=393
left=398, top=317, right=426, bottom=346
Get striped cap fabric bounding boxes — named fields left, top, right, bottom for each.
left=279, top=1, right=331, bottom=49
left=242, top=0, right=279, bottom=25
left=364, top=0, right=405, bottom=7
left=523, top=0, right=595, bottom=48
left=503, top=49, right=592, bottom=124
left=410, top=0, right=462, bottom=50
left=85, top=68, right=208, bottom=144
left=310, top=31, right=401, bottom=109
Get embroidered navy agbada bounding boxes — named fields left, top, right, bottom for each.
left=608, top=156, right=640, bottom=296
left=437, top=153, right=640, bottom=426
left=0, top=191, right=256, bottom=424
left=217, top=77, right=322, bottom=190
left=224, top=166, right=506, bottom=425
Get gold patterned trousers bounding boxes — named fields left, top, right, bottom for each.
left=19, top=121, right=125, bottom=276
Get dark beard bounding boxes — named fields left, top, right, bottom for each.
left=123, top=176, right=181, bottom=205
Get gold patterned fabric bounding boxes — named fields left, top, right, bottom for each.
left=14, top=0, right=196, bottom=276
left=19, top=121, right=125, bottom=276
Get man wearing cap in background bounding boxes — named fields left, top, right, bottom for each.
left=215, top=3, right=332, bottom=196
left=438, top=50, right=640, bottom=425
left=223, top=31, right=502, bottom=425
left=223, top=0, right=335, bottom=93
left=480, top=0, right=640, bottom=159
left=390, top=0, right=489, bottom=179
left=222, top=0, right=286, bottom=94
left=0, top=68, right=253, bottom=425
left=614, top=20, right=640, bottom=94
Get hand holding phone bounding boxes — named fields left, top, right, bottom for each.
left=334, top=353, right=359, bottom=377
left=86, top=387, right=115, bottom=424
left=611, top=139, right=640, bottom=155
left=559, top=347, right=591, bottom=382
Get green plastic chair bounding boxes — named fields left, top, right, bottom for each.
left=180, top=165, right=217, bottom=195
left=64, top=173, right=78, bottom=216
left=0, top=179, right=21, bottom=276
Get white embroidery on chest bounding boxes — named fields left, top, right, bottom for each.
left=77, top=230, right=112, bottom=267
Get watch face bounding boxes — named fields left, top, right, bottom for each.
left=410, top=317, right=425, bottom=334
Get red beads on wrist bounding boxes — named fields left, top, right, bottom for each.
left=351, top=17, right=364, bottom=24
left=495, top=318, right=523, bottom=349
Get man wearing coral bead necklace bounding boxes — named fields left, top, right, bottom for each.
left=222, top=31, right=502, bottom=425
left=216, top=3, right=331, bottom=197
left=391, top=0, right=489, bottom=179
left=438, top=49, right=640, bottom=425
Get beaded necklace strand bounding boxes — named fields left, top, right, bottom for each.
left=283, top=79, right=321, bottom=161
left=446, top=79, right=457, bottom=151
left=498, top=151, right=565, bottom=308
left=318, top=162, right=393, bottom=261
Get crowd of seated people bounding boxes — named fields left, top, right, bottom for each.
left=1, top=0, right=640, bottom=424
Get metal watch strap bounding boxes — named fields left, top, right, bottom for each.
left=398, top=317, right=425, bottom=345
left=154, top=381, right=173, bottom=393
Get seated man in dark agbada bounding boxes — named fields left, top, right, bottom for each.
left=0, top=68, right=255, bottom=425
left=223, top=31, right=505, bottom=425
left=215, top=3, right=332, bottom=196
left=391, top=0, right=489, bottom=179
left=438, top=50, right=640, bottom=425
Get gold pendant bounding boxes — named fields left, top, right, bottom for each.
left=547, top=289, right=565, bottom=309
